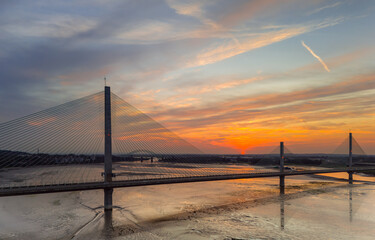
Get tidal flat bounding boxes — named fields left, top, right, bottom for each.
left=1, top=173, right=374, bottom=240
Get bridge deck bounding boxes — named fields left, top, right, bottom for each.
left=1, top=166, right=374, bottom=197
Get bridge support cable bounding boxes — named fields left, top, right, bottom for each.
left=0, top=92, right=105, bottom=189
left=333, top=133, right=366, bottom=156
left=110, top=92, right=238, bottom=180
left=332, top=132, right=368, bottom=183
left=0, top=93, right=103, bottom=169
left=352, top=136, right=366, bottom=156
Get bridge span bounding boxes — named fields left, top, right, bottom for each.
left=1, top=166, right=374, bottom=197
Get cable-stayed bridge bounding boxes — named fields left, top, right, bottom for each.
left=0, top=87, right=374, bottom=210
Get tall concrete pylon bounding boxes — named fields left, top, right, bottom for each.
left=348, top=132, right=353, bottom=184
left=104, top=86, right=113, bottom=211
left=280, top=142, right=285, bottom=193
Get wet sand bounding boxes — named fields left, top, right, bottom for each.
left=0, top=173, right=375, bottom=239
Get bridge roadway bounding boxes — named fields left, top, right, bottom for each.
left=1, top=166, right=374, bottom=197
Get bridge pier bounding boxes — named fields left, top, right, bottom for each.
left=348, top=172, right=353, bottom=184
left=104, top=188, right=113, bottom=211
left=104, top=86, right=113, bottom=211
left=280, top=176, right=285, bottom=194
left=280, top=142, right=285, bottom=193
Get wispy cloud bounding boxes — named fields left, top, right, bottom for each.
left=155, top=73, right=375, bottom=128
left=2, top=14, right=96, bottom=38
left=187, top=18, right=343, bottom=68
left=177, top=76, right=264, bottom=95
left=190, top=27, right=306, bottom=67
left=301, top=40, right=330, bottom=72
left=166, top=0, right=217, bottom=28
left=308, top=2, right=342, bottom=15
left=156, top=73, right=375, bottom=153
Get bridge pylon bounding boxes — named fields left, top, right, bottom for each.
left=280, top=142, right=285, bottom=193
left=104, top=86, right=113, bottom=211
left=348, top=132, right=353, bottom=184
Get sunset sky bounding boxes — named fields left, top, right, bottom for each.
left=0, top=0, right=374, bottom=154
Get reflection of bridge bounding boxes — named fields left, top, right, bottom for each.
left=0, top=86, right=374, bottom=210
left=278, top=181, right=357, bottom=230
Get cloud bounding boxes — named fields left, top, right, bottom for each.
left=308, top=2, right=342, bottom=15
left=292, top=46, right=373, bottom=73
left=175, top=76, right=264, bottom=95
left=187, top=18, right=343, bottom=68
left=166, top=0, right=210, bottom=23
left=2, top=14, right=96, bottom=38
left=166, top=0, right=204, bottom=16
left=301, top=40, right=330, bottom=72
left=115, top=21, right=177, bottom=44
left=117, top=0, right=275, bottom=45
left=140, top=47, right=375, bottom=125
left=190, top=27, right=306, bottom=67
left=216, top=0, right=279, bottom=28
left=155, top=73, right=375, bottom=130
left=155, top=45, right=373, bottom=111
left=155, top=73, right=375, bottom=153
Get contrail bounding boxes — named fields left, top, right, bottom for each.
left=301, top=41, right=330, bottom=72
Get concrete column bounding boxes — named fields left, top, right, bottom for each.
left=348, top=133, right=353, bottom=184
left=104, top=86, right=113, bottom=211
left=104, top=188, right=113, bottom=211
left=280, top=142, right=285, bottom=193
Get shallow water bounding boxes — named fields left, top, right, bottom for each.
left=0, top=162, right=275, bottom=188
left=0, top=173, right=374, bottom=239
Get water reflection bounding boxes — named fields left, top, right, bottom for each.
left=349, top=186, right=353, bottom=222
left=103, top=210, right=113, bottom=239
left=278, top=184, right=355, bottom=230
left=280, top=187, right=285, bottom=230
